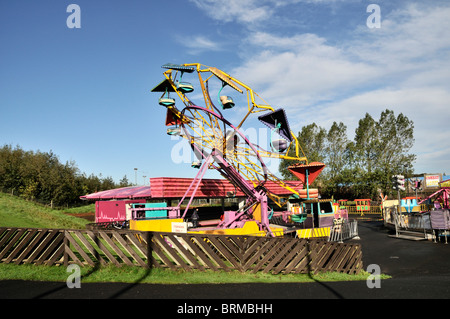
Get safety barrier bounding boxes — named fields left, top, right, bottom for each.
left=0, top=227, right=363, bottom=275
left=328, top=220, right=359, bottom=243
left=344, top=205, right=382, bottom=216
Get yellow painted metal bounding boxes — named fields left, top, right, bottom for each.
left=188, top=221, right=285, bottom=237
left=208, top=67, right=243, bottom=93
left=131, top=219, right=285, bottom=237
left=129, top=218, right=184, bottom=232
left=296, top=227, right=331, bottom=239
left=162, top=63, right=305, bottom=160
left=252, top=203, right=262, bottom=223
left=129, top=218, right=335, bottom=239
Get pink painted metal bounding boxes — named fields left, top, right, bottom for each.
left=419, top=187, right=450, bottom=209
left=95, top=199, right=145, bottom=223
left=81, top=177, right=302, bottom=201
left=80, top=185, right=151, bottom=200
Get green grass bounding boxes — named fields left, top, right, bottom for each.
left=0, top=192, right=91, bottom=229
left=0, top=263, right=386, bottom=284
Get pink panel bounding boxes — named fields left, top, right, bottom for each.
left=81, top=177, right=303, bottom=202
left=95, top=199, right=145, bottom=223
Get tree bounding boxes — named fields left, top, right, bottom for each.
left=374, top=109, right=416, bottom=197
left=351, top=109, right=415, bottom=198
left=279, top=109, right=416, bottom=200
left=322, top=122, right=351, bottom=197
left=279, top=123, right=327, bottom=180
left=119, top=175, right=131, bottom=188
left=325, top=122, right=350, bottom=179
left=101, top=176, right=116, bottom=190
left=0, top=144, right=125, bottom=207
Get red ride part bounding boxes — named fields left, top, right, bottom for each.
left=288, top=162, right=325, bottom=186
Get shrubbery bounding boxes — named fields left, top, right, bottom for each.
left=0, top=145, right=130, bottom=207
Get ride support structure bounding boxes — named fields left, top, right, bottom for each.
left=136, top=63, right=330, bottom=237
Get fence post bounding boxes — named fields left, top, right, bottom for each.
left=146, top=231, right=153, bottom=269
left=63, top=231, right=68, bottom=267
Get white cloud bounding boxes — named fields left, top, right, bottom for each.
left=189, top=0, right=356, bottom=26
left=230, top=3, right=450, bottom=174
left=189, top=0, right=272, bottom=24
left=231, top=32, right=380, bottom=108
left=186, top=1, right=450, bottom=174
left=351, top=4, right=450, bottom=68
left=175, top=35, right=221, bottom=54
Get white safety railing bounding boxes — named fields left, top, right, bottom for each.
left=328, top=219, right=359, bottom=243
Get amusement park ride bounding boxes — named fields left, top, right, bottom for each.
left=129, top=63, right=333, bottom=237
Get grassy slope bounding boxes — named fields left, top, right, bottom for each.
left=0, top=192, right=92, bottom=229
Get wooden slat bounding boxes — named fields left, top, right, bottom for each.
left=188, top=236, right=220, bottom=271
left=311, top=241, right=336, bottom=273
left=0, top=228, right=10, bottom=241
left=147, top=233, right=179, bottom=270
left=35, top=231, right=64, bottom=265
left=325, top=244, right=349, bottom=272
left=0, top=227, right=363, bottom=274
left=111, top=232, right=147, bottom=268
left=5, top=229, right=37, bottom=263
left=65, top=244, right=84, bottom=266
left=25, top=230, right=59, bottom=264
left=85, top=230, right=120, bottom=267
left=207, top=235, right=242, bottom=271
left=72, top=230, right=107, bottom=266
left=263, top=238, right=298, bottom=274
left=65, top=231, right=96, bottom=266
left=342, top=245, right=362, bottom=274
left=165, top=234, right=204, bottom=270
left=217, top=236, right=242, bottom=262
left=192, top=236, right=230, bottom=271
left=290, top=241, right=315, bottom=274
left=243, top=238, right=278, bottom=272
left=251, top=238, right=287, bottom=274
left=304, top=242, right=322, bottom=274
left=0, top=228, right=16, bottom=251
left=14, top=230, right=47, bottom=265
left=242, top=236, right=265, bottom=261
left=46, top=244, right=65, bottom=266
left=261, top=238, right=295, bottom=274
left=154, top=234, right=191, bottom=271
left=126, top=232, right=160, bottom=268
left=99, top=231, right=134, bottom=266
left=272, top=239, right=307, bottom=274
left=0, top=229, right=26, bottom=260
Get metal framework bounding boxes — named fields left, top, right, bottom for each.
left=151, top=63, right=324, bottom=236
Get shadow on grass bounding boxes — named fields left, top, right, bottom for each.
left=33, top=231, right=155, bottom=299
left=306, top=240, right=345, bottom=299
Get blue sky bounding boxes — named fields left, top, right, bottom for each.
left=1, top=0, right=449, bottom=185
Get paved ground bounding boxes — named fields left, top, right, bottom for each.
left=2, top=220, right=450, bottom=302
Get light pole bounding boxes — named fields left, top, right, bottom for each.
left=134, top=168, right=138, bottom=185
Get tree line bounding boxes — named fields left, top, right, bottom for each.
left=279, top=109, right=416, bottom=200
left=0, top=145, right=131, bottom=207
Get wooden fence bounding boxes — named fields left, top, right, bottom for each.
left=0, top=228, right=65, bottom=266
left=0, top=227, right=363, bottom=275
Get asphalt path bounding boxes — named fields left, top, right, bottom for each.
left=2, top=220, right=450, bottom=302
